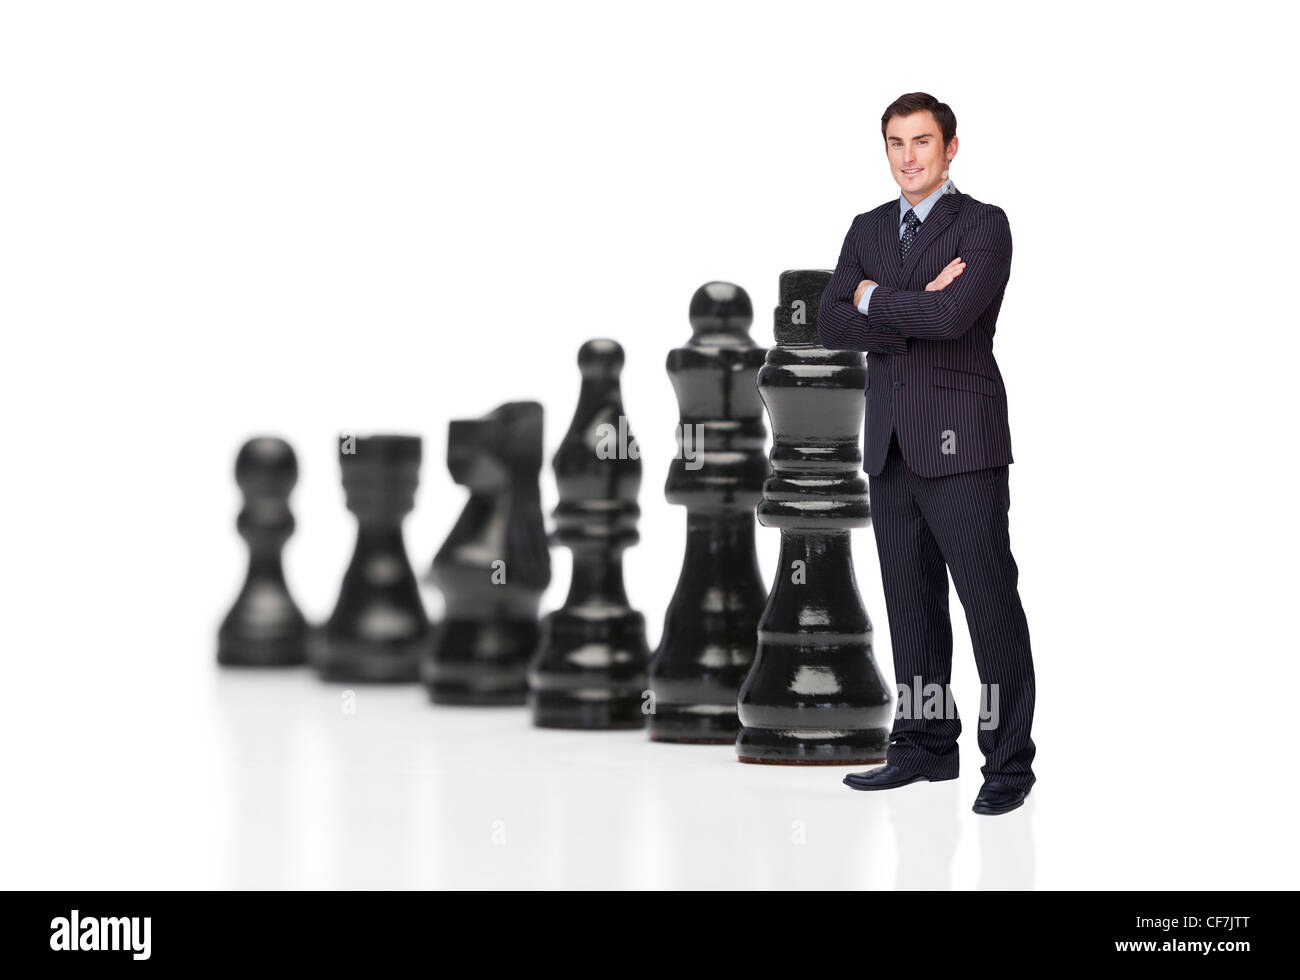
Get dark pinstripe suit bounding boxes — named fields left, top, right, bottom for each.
left=817, top=188, right=1036, bottom=792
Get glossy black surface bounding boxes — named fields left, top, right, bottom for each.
left=424, top=401, right=551, bottom=705
left=217, top=437, right=309, bottom=667
left=736, top=270, right=893, bottom=764
left=528, top=340, right=650, bottom=729
left=312, top=435, right=431, bottom=683
left=648, top=282, right=769, bottom=742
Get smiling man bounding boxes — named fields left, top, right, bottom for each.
left=817, top=92, right=1037, bottom=815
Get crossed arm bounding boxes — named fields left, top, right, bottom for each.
left=817, top=206, right=1013, bottom=352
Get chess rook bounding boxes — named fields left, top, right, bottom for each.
left=648, top=282, right=769, bottom=742
left=736, top=270, right=893, bottom=764
left=424, top=402, right=551, bottom=705
left=528, top=340, right=649, bottom=729
left=217, top=437, right=309, bottom=666
left=313, top=435, right=431, bottom=683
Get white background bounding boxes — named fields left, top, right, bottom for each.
left=2, top=0, right=1297, bottom=889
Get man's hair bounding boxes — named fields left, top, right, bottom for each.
left=881, top=92, right=957, bottom=147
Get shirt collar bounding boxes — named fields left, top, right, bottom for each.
left=900, top=177, right=956, bottom=225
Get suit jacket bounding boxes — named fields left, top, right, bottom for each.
left=817, top=189, right=1014, bottom=478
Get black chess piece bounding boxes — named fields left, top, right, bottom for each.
left=423, top=402, right=551, bottom=704
left=648, top=283, right=769, bottom=742
left=312, top=434, right=431, bottom=683
left=218, top=437, right=309, bottom=666
left=528, top=339, right=649, bottom=729
left=736, top=270, right=893, bottom=764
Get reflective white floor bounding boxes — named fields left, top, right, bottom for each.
left=4, top=664, right=1291, bottom=890
left=4, top=0, right=1300, bottom=896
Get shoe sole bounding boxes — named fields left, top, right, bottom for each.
left=842, top=773, right=956, bottom=791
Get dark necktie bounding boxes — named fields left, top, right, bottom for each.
left=900, top=208, right=921, bottom=261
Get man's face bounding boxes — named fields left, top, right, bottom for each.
left=885, top=111, right=957, bottom=203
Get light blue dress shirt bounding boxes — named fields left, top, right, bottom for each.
left=856, top=177, right=955, bottom=315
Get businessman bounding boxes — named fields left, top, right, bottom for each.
left=817, top=92, right=1036, bottom=815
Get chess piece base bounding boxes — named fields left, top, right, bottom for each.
left=217, top=633, right=307, bottom=668
left=528, top=608, right=650, bottom=729
left=735, top=725, right=889, bottom=765
left=649, top=706, right=739, bottom=743
left=737, top=529, right=893, bottom=766
left=423, top=619, right=537, bottom=706
left=650, top=501, right=766, bottom=747
left=529, top=691, right=648, bottom=730
left=428, top=687, right=527, bottom=706
left=309, top=629, right=426, bottom=683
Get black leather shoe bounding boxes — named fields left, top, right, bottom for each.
left=972, top=780, right=1031, bottom=815
left=843, top=763, right=956, bottom=791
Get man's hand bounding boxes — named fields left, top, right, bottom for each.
left=926, top=257, right=966, bottom=291
left=853, top=279, right=877, bottom=306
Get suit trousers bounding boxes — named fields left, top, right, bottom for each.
left=868, top=430, right=1036, bottom=791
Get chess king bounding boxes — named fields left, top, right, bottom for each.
left=817, top=92, right=1037, bottom=815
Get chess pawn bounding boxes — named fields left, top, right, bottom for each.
left=528, top=340, right=649, bottom=729
left=218, top=436, right=309, bottom=666
left=424, top=402, right=551, bottom=704
left=736, top=270, right=893, bottom=764
left=648, top=283, right=769, bottom=742
left=313, top=434, right=431, bottom=683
